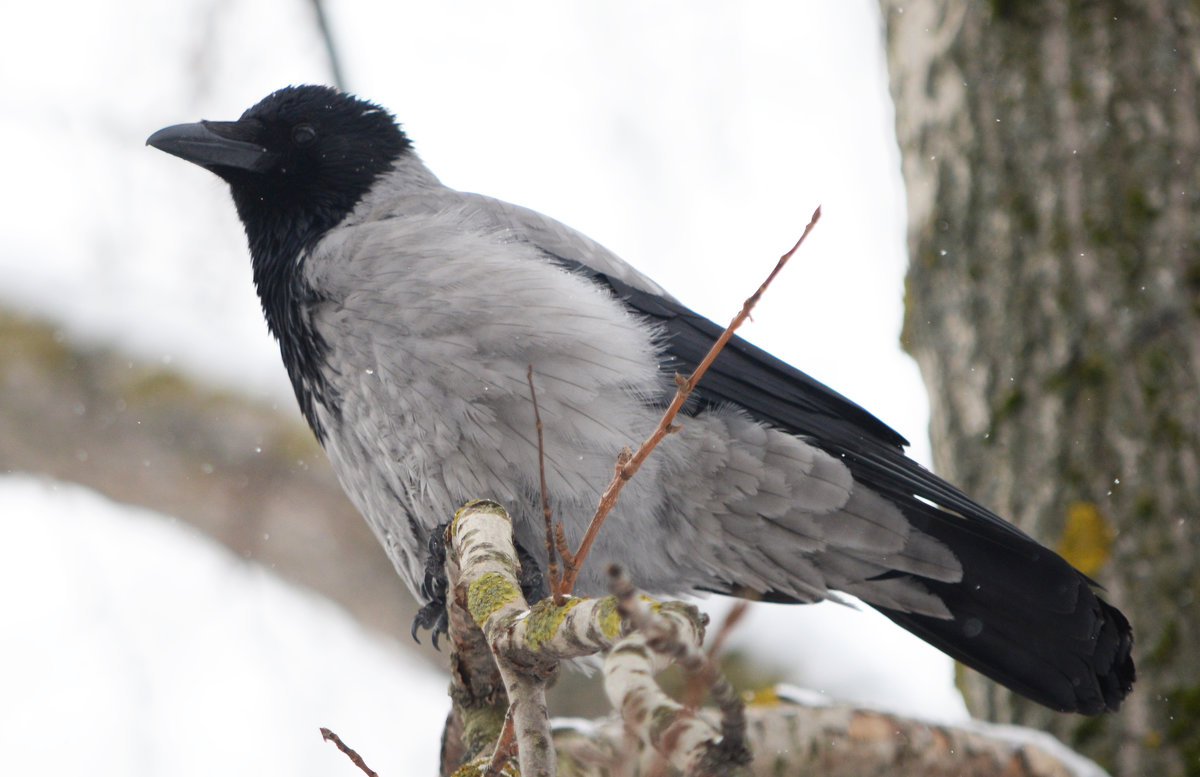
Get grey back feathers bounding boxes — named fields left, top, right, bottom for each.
left=148, top=85, right=1133, bottom=714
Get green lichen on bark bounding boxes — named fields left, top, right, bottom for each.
left=595, top=595, right=621, bottom=639
left=467, top=572, right=519, bottom=625
left=1054, top=501, right=1115, bottom=575
left=523, top=597, right=583, bottom=650
left=883, top=1, right=1200, bottom=772
left=450, top=753, right=519, bottom=777
left=459, top=703, right=508, bottom=761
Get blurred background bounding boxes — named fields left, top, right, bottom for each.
left=0, top=2, right=984, bottom=775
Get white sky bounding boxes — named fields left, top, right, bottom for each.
left=0, top=2, right=972, bottom=773
left=0, top=0, right=930, bottom=458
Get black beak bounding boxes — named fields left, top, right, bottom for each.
left=146, top=121, right=274, bottom=172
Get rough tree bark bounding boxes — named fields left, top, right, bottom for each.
left=881, top=4, right=1200, bottom=776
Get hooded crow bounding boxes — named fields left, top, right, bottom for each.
left=148, top=85, right=1133, bottom=714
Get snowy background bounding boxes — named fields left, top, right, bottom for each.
left=1, top=1, right=970, bottom=774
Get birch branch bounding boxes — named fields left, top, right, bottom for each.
left=444, top=500, right=747, bottom=776
left=605, top=567, right=751, bottom=776
left=554, top=696, right=1115, bottom=777
left=444, top=502, right=1109, bottom=777
left=447, top=500, right=556, bottom=777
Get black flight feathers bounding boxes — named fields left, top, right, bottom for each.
left=553, top=253, right=1134, bottom=714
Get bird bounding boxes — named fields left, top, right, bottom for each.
left=147, top=84, right=1133, bottom=715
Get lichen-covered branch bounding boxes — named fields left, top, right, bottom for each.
left=443, top=500, right=1113, bottom=776
left=555, top=696, right=1114, bottom=777
left=605, top=567, right=750, bottom=775
left=444, top=500, right=748, bottom=776
left=447, top=500, right=557, bottom=777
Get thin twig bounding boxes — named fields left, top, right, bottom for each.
left=319, top=728, right=378, bottom=777
left=559, top=207, right=823, bottom=594
left=526, top=366, right=563, bottom=603
left=483, top=710, right=517, bottom=777
left=681, top=600, right=751, bottom=709
left=553, top=522, right=574, bottom=572
left=707, top=600, right=751, bottom=660
left=307, top=0, right=347, bottom=91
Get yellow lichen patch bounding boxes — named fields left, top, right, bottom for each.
left=524, top=596, right=583, bottom=650
left=1056, top=501, right=1116, bottom=575
left=596, top=595, right=622, bottom=638
left=460, top=704, right=507, bottom=756
left=450, top=754, right=519, bottom=777
left=467, top=572, right=520, bottom=625
left=742, top=687, right=781, bottom=706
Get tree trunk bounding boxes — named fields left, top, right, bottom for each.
left=881, top=4, right=1200, bottom=776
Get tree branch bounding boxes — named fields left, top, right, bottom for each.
left=319, top=727, right=378, bottom=777
left=445, top=500, right=747, bottom=775
left=307, top=0, right=347, bottom=91
left=554, top=696, right=1115, bottom=777
left=605, top=566, right=751, bottom=776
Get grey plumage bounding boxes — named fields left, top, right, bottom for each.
left=148, top=85, right=1134, bottom=714
left=308, top=172, right=958, bottom=612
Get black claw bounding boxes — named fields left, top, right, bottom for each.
left=431, top=610, right=448, bottom=650
left=412, top=597, right=449, bottom=649
left=411, top=523, right=451, bottom=649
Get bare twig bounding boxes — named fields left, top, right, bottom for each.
left=526, top=366, right=563, bottom=603
left=319, top=728, right=378, bottom=777
left=681, top=600, right=752, bottom=710
left=307, top=0, right=347, bottom=91
left=559, top=207, right=823, bottom=593
left=483, top=710, right=517, bottom=777
left=552, top=522, right=574, bottom=574
left=707, top=600, right=751, bottom=661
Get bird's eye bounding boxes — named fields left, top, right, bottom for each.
left=292, top=123, right=317, bottom=147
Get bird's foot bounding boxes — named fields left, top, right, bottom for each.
left=411, top=597, right=449, bottom=649
left=515, top=541, right=548, bottom=604
left=411, top=526, right=449, bottom=649
left=409, top=523, right=549, bottom=650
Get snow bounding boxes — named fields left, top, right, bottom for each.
left=0, top=1, right=976, bottom=770
left=0, top=474, right=444, bottom=777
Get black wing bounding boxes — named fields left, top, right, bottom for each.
left=552, top=255, right=1133, bottom=714
left=568, top=260, right=1035, bottom=542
